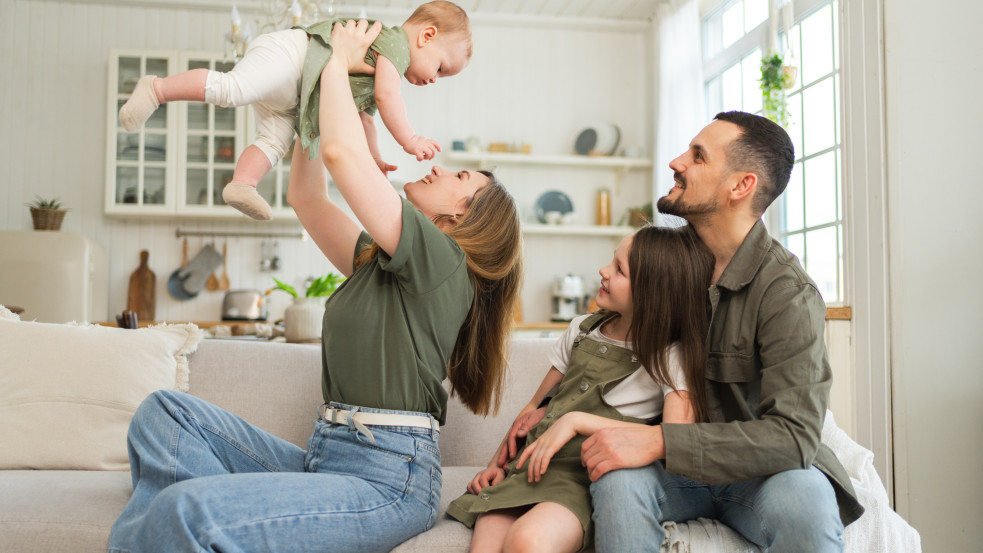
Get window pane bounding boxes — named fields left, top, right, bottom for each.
left=722, top=1, right=744, bottom=48
left=802, top=77, right=835, bottom=156
left=785, top=233, right=805, bottom=264
left=832, top=0, right=840, bottom=70
left=706, top=75, right=722, bottom=117
left=787, top=90, right=803, bottom=159
left=704, top=12, right=723, bottom=59
left=745, top=0, right=768, bottom=31
left=804, top=151, right=837, bottom=227
left=805, top=226, right=839, bottom=301
left=784, top=24, right=802, bottom=93
left=784, top=162, right=804, bottom=231
left=742, top=49, right=762, bottom=114
left=721, top=62, right=743, bottom=112
left=801, top=4, right=833, bottom=84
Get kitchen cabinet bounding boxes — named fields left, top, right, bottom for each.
left=105, top=49, right=294, bottom=219
left=105, top=49, right=179, bottom=216
left=445, top=151, right=651, bottom=238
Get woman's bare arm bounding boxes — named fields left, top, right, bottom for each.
left=317, top=20, right=404, bottom=257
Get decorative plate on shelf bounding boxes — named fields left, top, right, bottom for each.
left=535, top=191, right=574, bottom=223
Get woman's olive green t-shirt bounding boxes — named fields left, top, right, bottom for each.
left=319, top=197, right=474, bottom=425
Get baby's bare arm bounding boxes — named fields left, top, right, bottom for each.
left=374, top=55, right=439, bottom=160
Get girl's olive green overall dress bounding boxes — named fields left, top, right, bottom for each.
left=447, top=313, right=650, bottom=548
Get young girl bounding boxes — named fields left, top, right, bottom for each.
left=107, top=20, right=521, bottom=553
left=118, top=1, right=472, bottom=221
left=447, top=225, right=714, bottom=553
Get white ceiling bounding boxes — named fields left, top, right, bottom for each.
left=88, top=0, right=672, bottom=25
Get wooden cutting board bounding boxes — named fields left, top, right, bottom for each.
left=127, top=249, right=156, bottom=322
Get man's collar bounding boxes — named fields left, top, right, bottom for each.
left=714, top=219, right=771, bottom=291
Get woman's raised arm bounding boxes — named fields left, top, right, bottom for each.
left=286, top=137, right=362, bottom=276
left=317, top=20, right=404, bottom=257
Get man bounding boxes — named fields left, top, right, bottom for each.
left=505, top=112, right=864, bottom=551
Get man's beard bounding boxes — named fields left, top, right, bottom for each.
left=656, top=192, right=718, bottom=218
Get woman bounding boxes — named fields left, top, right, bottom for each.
left=107, top=20, right=522, bottom=553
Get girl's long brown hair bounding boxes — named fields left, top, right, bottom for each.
left=627, top=225, right=714, bottom=422
left=355, top=171, right=522, bottom=416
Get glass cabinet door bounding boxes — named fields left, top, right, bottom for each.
left=179, top=55, right=247, bottom=214
left=106, top=50, right=176, bottom=214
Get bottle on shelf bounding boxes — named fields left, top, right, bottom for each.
left=595, top=187, right=612, bottom=226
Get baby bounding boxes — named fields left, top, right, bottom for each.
left=119, top=1, right=472, bottom=220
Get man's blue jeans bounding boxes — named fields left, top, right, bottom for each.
left=590, top=461, right=844, bottom=553
left=108, top=390, right=441, bottom=553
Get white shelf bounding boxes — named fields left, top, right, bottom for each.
left=446, top=151, right=652, bottom=170
left=522, top=223, right=634, bottom=237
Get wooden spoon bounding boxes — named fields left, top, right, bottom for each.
left=206, top=241, right=220, bottom=291
left=181, top=238, right=189, bottom=267
left=219, top=242, right=230, bottom=290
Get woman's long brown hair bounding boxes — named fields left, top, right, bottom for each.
left=355, top=171, right=522, bottom=416
left=627, top=225, right=714, bottom=422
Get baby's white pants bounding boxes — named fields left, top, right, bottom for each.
left=204, top=29, right=309, bottom=167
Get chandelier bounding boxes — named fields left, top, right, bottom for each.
left=225, top=1, right=368, bottom=61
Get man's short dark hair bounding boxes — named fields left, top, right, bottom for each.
left=714, top=111, right=794, bottom=215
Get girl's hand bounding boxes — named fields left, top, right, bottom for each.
left=497, top=405, right=547, bottom=467
left=516, top=412, right=583, bottom=482
left=466, top=466, right=506, bottom=495
left=329, top=19, right=382, bottom=74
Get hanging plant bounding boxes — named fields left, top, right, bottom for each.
left=760, top=53, right=794, bottom=128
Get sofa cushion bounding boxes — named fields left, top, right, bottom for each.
left=0, top=316, right=201, bottom=470
left=0, top=470, right=130, bottom=553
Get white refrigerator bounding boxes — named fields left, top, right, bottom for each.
left=0, top=230, right=108, bottom=323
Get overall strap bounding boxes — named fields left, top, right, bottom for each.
left=574, top=311, right=618, bottom=346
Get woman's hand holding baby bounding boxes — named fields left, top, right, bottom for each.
left=329, top=19, right=383, bottom=74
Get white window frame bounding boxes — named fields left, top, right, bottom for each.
left=702, top=0, right=845, bottom=305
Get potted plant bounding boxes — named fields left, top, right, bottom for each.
left=760, top=53, right=796, bottom=128
left=623, top=202, right=653, bottom=228
left=268, top=273, right=345, bottom=342
left=26, top=195, right=69, bottom=231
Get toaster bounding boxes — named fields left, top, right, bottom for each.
left=221, top=289, right=268, bottom=321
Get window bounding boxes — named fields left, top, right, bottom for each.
left=702, top=0, right=843, bottom=303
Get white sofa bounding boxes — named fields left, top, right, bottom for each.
left=0, top=338, right=919, bottom=553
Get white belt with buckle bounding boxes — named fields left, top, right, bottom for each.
left=319, top=405, right=439, bottom=434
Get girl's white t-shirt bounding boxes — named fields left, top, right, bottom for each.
left=547, top=314, right=688, bottom=420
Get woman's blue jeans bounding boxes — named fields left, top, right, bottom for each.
left=108, top=390, right=442, bottom=553
left=590, top=461, right=844, bottom=553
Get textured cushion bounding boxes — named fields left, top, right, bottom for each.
left=0, top=313, right=201, bottom=470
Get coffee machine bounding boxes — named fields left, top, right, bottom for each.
left=551, top=274, right=585, bottom=322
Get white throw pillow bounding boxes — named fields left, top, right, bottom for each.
left=0, top=316, right=202, bottom=470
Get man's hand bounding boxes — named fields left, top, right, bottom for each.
left=497, top=406, right=547, bottom=467
left=329, top=19, right=382, bottom=75
left=466, top=466, right=506, bottom=495
left=581, top=425, right=665, bottom=482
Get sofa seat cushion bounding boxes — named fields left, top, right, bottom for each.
left=0, top=470, right=130, bottom=552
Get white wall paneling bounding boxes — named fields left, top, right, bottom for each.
left=885, top=0, right=983, bottom=550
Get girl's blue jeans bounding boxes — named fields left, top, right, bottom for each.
left=108, top=390, right=441, bottom=553
left=590, top=461, right=844, bottom=553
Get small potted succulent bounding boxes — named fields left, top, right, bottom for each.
left=26, top=195, right=69, bottom=231
left=268, top=273, right=345, bottom=342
